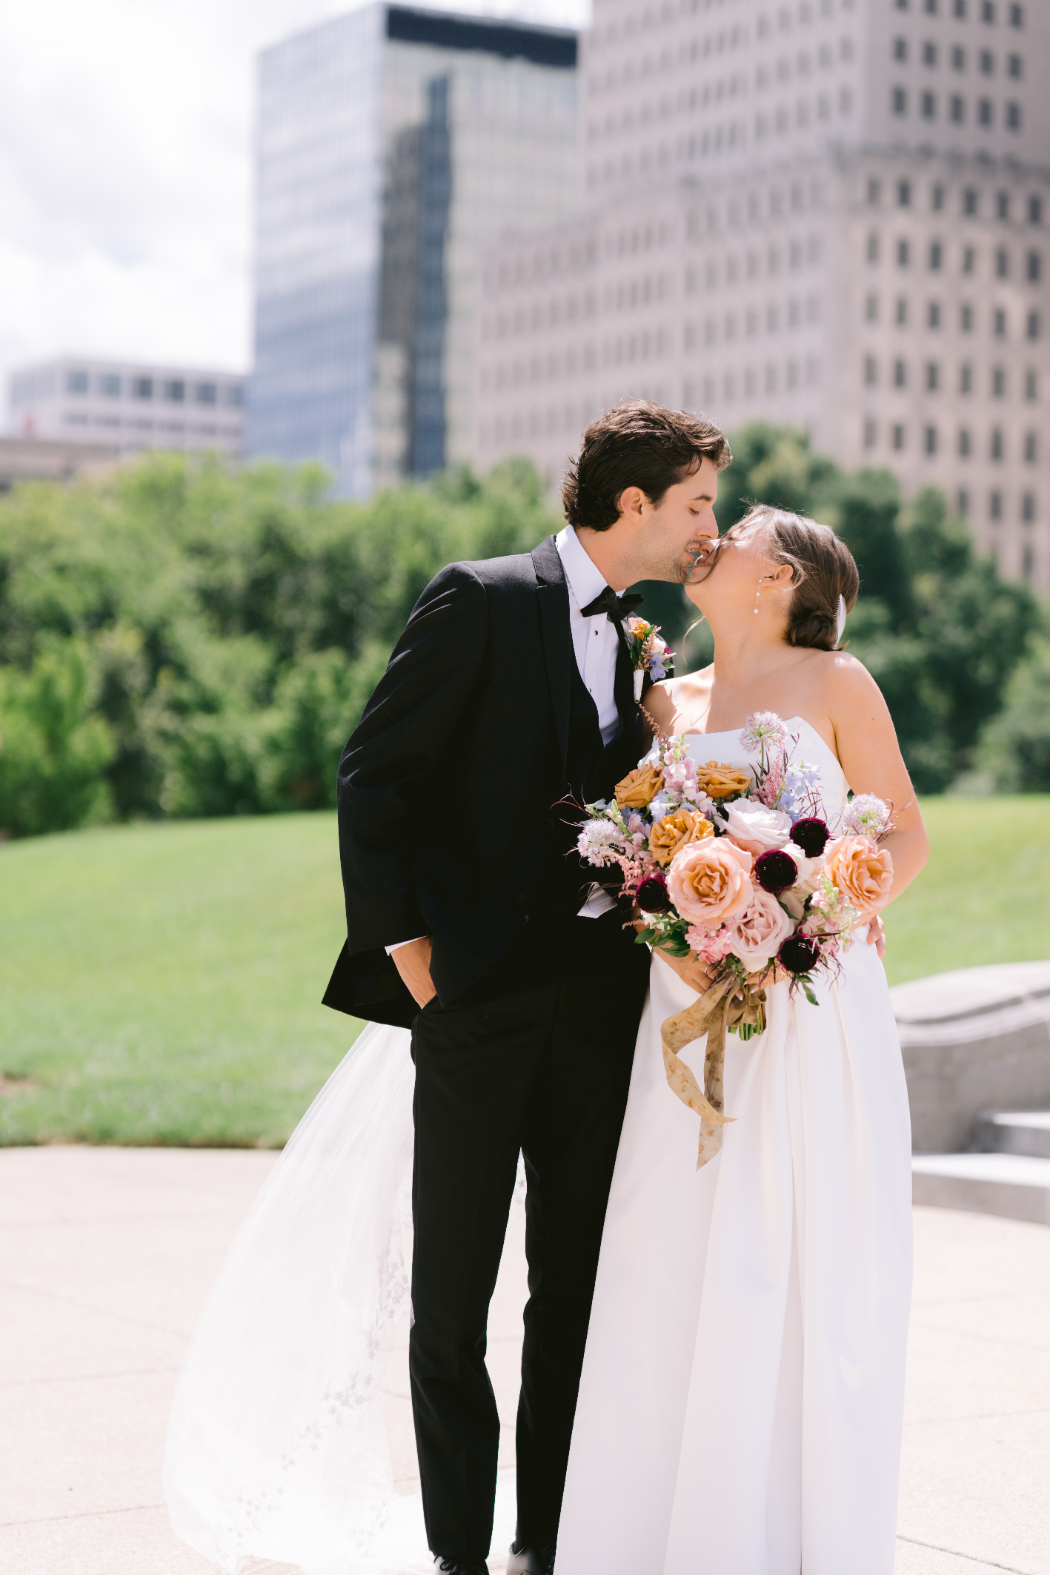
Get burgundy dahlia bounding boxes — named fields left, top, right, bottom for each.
left=636, top=875, right=672, bottom=912
left=754, top=849, right=798, bottom=894
left=777, top=933, right=822, bottom=975
left=791, top=817, right=830, bottom=858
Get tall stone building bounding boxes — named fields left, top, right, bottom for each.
left=248, top=4, right=579, bottom=496
left=474, top=0, right=1049, bottom=584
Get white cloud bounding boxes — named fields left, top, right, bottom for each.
left=0, top=0, right=587, bottom=425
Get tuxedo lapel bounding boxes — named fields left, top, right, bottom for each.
left=532, top=535, right=572, bottom=774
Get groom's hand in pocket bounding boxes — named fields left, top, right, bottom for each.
left=392, top=937, right=438, bottom=1009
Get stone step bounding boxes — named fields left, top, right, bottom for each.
left=912, top=1152, right=1050, bottom=1225
left=976, top=1109, right=1050, bottom=1159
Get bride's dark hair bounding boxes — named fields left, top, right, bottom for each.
left=722, top=505, right=860, bottom=651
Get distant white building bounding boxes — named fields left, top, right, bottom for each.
left=475, top=0, right=1050, bottom=587
left=8, top=357, right=246, bottom=461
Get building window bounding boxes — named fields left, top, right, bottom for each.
left=996, top=248, right=1009, bottom=277
left=894, top=359, right=908, bottom=387
left=66, top=370, right=89, bottom=395
left=952, top=45, right=966, bottom=69
left=990, top=491, right=1002, bottom=520
left=1029, top=196, right=1043, bottom=225
left=1007, top=103, right=1022, bottom=130
left=950, top=95, right=965, bottom=121
left=922, top=91, right=936, bottom=118
left=994, top=308, right=1007, bottom=336
left=1022, top=543, right=1034, bottom=580
left=867, top=178, right=881, bottom=205
left=223, top=386, right=245, bottom=408
left=864, top=355, right=878, bottom=385
left=894, top=37, right=908, bottom=61
left=1024, top=431, right=1038, bottom=462
left=927, top=362, right=941, bottom=390
left=982, top=1, right=996, bottom=20
left=980, top=49, right=995, bottom=73
left=1027, top=311, right=1040, bottom=340
left=932, top=185, right=945, bottom=211
left=929, top=301, right=942, bottom=327
left=991, top=428, right=1004, bottom=460
left=958, top=489, right=970, bottom=516
left=196, top=383, right=217, bottom=405
left=925, top=426, right=939, bottom=455
left=865, top=293, right=879, bottom=321
left=961, top=303, right=974, bottom=330
left=898, top=181, right=912, bottom=208
left=925, top=0, right=938, bottom=13
left=864, top=418, right=877, bottom=449
left=978, top=99, right=993, bottom=125
left=1009, top=2, right=1023, bottom=23
left=930, top=240, right=944, bottom=269
left=893, top=425, right=906, bottom=450
left=1025, top=369, right=1038, bottom=399
left=993, top=367, right=1006, bottom=396
left=961, top=363, right=973, bottom=392
left=997, top=191, right=1010, bottom=220
left=163, top=380, right=185, bottom=402
left=893, top=87, right=908, bottom=115
left=963, top=188, right=978, bottom=216
left=867, top=232, right=880, bottom=262
left=924, top=42, right=938, bottom=66
left=1028, top=252, right=1042, bottom=282
left=959, top=427, right=972, bottom=457
left=955, top=0, right=968, bottom=15
left=963, top=246, right=976, bottom=273
left=99, top=374, right=121, bottom=397
left=132, top=377, right=153, bottom=399
left=897, top=297, right=909, bottom=324
left=1022, top=493, right=1036, bottom=522
left=898, top=239, right=910, bottom=267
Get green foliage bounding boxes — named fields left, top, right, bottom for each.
left=977, top=638, right=1050, bottom=792
left=713, top=426, right=1042, bottom=792
left=0, top=454, right=557, bottom=836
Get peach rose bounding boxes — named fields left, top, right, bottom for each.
left=693, top=761, right=752, bottom=800
left=726, top=888, right=795, bottom=970
left=666, top=837, right=753, bottom=928
left=615, top=762, right=664, bottom=808
left=650, top=807, right=714, bottom=867
left=823, top=835, right=894, bottom=916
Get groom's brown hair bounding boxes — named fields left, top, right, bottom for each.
left=562, top=400, right=731, bottom=532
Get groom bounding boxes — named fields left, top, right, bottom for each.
left=324, top=401, right=730, bottom=1575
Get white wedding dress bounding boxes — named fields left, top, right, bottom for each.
left=555, top=719, right=913, bottom=1575
left=164, top=718, right=912, bottom=1575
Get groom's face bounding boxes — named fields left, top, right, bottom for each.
left=643, top=457, right=721, bottom=584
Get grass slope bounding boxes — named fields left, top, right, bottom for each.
left=1, top=799, right=1047, bottom=1146
left=0, top=815, right=357, bottom=1146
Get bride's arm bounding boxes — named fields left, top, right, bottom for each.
left=827, top=655, right=930, bottom=906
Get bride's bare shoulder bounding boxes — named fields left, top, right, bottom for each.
left=646, top=668, right=711, bottom=732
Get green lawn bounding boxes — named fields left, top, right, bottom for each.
left=1, top=799, right=1048, bottom=1146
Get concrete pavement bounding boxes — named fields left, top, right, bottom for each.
left=1, top=1146, right=1047, bottom=1575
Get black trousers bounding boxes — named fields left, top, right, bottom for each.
left=409, top=909, right=650, bottom=1563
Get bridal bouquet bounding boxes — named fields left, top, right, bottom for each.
left=576, top=712, right=894, bottom=1165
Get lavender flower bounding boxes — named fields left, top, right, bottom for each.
left=840, top=794, right=891, bottom=840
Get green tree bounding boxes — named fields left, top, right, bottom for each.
left=0, top=641, right=113, bottom=837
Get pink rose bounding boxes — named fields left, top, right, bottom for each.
left=726, top=888, right=795, bottom=970
left=823, top=835, right=894, bottom=918
left=666, top=837, right=753, bottom=927
left=718, top=797, right=793, bottom=855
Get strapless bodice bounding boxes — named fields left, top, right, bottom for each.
left=680, top=716, right=849, bottom=821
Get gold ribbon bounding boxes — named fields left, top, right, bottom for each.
left=660, top=972, right=767, bottom=1169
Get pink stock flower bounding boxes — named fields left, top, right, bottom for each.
left=686, top=923, right=735, bottom=964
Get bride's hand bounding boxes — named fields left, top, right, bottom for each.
left=652, top=945, right=716, bottom=995
left=863, top=913, right=887, bottom=958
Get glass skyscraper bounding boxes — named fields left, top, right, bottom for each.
left=248, top=4, right=579, bottom=496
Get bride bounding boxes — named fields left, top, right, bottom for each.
left=164, top=504, right=927, bottom=1575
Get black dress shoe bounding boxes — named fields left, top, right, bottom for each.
left=433, top=1558, right=489, bottom=1575
left=507, top=1541, right=556, bottom=1574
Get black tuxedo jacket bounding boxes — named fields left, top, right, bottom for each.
left=323, top=534, right=647, bottom=1027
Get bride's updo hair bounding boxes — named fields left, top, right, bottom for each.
left=724, top=505, right=860, bottom=651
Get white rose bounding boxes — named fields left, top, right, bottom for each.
left=719, top=798, right=793, bottom=856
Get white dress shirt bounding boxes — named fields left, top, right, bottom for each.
left=555, top=524, right=625, bottom=747
left=388, top=527, right=622, bottom=952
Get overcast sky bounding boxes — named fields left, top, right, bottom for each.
left=0, top=0, right=586, bottom=424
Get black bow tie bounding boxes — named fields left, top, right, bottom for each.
left=580, top=587, right=644, bottom=624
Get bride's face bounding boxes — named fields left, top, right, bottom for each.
left=686, top=521, right=793, bottom=628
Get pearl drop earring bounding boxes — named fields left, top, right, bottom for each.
left=754, top=581, right=761, bottom=614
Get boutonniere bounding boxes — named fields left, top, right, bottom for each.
left=625, top=616, right=674, bottom=702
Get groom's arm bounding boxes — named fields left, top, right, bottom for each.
left=336, top=562, right=488, bottom=955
